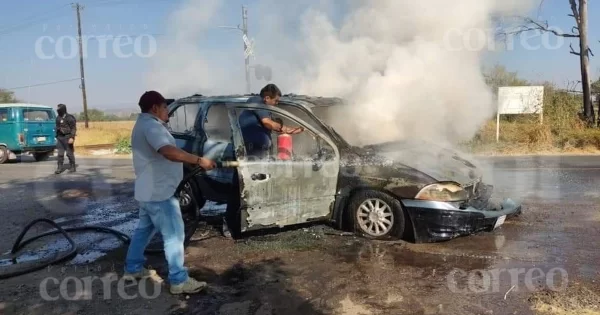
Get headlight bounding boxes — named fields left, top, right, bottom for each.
left=415, top=182, right=468, bottom=202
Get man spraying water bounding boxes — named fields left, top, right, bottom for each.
left=122, top=90, right=216, bottom=295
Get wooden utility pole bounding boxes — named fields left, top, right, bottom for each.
left=218, top=5, right=253, bottom=94
left=574, top=0, right=594, bottom=126
left=73, top=2, right=89, bottom=128
left=505, top=0, right=595, bottom=126
left=242, top=6, right=250, bottom=94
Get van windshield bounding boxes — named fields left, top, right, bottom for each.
left=23, top=108, right=54, bottom=121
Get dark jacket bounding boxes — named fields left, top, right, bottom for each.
left=56, top=114, right=77, bottom=138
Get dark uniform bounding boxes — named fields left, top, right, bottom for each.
left=238, top=95, right=272, bottom=158
left=55, top=105, right=77, bottom=173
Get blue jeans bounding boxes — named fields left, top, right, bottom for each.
left=124, top=196, right=188, bottom=285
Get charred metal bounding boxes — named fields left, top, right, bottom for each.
left=168, top=94, right=522, bottom=242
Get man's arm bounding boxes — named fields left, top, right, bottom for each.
left=158, top=145, right=215, bottom=170
left=255, top=110, right=304, bottom=134
left=69, top=115, right=77, bottom=138
left=144, top=124, right=216, bottom=170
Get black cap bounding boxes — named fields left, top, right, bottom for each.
left=138, top=91, right=166, bottom=112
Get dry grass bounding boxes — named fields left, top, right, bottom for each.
left=74, top=121, right=134, bottom=147
left=465, top=118, right=600, bottom=155
left=529, top=282, right=600, bottom=315
left=461, top=88, right=600, bottom=155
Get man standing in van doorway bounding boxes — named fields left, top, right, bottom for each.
left=239, top=84, right=304, bottom=158
left=54, top=104, right=77, bottom=174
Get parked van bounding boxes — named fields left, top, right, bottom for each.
left=0, top=103, right=57, bottom=164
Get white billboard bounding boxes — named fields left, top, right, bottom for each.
left=496, top=86, right=544, bottom=142
left=497, top=86, right=544, bottom=114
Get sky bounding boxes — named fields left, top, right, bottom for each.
left=0, top=0, right=599, bottom=113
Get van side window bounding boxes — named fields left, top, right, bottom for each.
left=168, top=103, right=202, bottom=134
left=277, top=104, right=327, bottom=135
left=0, top=109, right=9, bottom=122
left=204, top=103, right=232, bottom=142
left=238, top=108, right=333, bottom=160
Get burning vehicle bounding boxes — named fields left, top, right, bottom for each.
left=167, top=94, right=521, bottom=243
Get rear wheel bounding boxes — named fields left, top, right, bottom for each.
left=33, top=151, right=52, bottom=162
left=348, top=190, right=405, bottom=240
left=0, top=146, right=8, bottom=164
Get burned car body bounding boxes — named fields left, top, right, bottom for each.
left=167, top=94, right=521, bottom=243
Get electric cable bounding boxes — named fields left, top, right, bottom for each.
left=0, top=162, right=238, bottom=280
left=3, top=78, right=81, bottom=91
left=0, top=4, right=71, bottom=37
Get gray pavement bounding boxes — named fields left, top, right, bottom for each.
left=1, top=155, right=599, bottom=314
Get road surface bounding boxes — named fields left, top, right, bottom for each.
left=0, top=155, right=599, bottom=315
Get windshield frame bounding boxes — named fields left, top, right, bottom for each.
left=284, top=100, right=352, bottom=149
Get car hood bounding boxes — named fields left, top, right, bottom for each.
left=360, top=140, right=481, bottom=186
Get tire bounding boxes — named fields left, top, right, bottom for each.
left=347, top=190, right=405, bottom=240
left=145, top=178, right=205, bottom=253
left=178, top=177, right=206, bottom=216
left=33, top=151, right=51, bottom=162
left=0, top=146, right=8, bottom=164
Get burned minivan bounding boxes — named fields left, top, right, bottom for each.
left=167, top=94, right=521, bottom=243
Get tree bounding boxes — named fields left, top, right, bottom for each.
left=483, top=65, right=530, bottom=93
left=592, top=78, right=600, bottom=94
left=0, top=89, right=19, bottom=103
left=503, top=0, right=595, bottom=126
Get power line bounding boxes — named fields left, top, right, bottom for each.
left=83, top=0, right=173, bottom=8
left=0, top=4, right=71, bottom=37
left=0, top=0, right=169, bottom=37
left=3, top=78, right=80, bottom=91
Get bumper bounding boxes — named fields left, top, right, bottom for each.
left=21, top=146, right=56, bottom=153
left=23, top=145, right=56, bottom=152
left=401, top=198, right=522, bottom=243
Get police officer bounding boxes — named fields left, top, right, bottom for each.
left=55, top=104, right=77, bottom=174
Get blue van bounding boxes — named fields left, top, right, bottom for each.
left=0, top=103, right=58, bottom=163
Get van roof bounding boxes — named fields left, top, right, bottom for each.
left=0, top=103, right=53, bottom=109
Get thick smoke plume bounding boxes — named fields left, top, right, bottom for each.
left=148, top=0, right=535, bottom=147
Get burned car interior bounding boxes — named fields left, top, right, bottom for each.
left=166, top=94, right=522, bottom=243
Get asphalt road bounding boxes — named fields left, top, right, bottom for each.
left=0, top=155, right=599, bottom=314
left=0, top=154, right=599, bottom=255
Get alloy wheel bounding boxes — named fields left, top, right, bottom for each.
left=179, top=182, right=193, bottom=208
left=356, top=198, right=394, bottom=237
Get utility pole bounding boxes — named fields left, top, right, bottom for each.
left=242, top=6, right=250, bottom=94
left=219, top=5, right=253, bottom=94
left=73, top=2, right=89, bottom=128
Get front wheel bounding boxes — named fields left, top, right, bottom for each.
left=0, top=146, right=8, bottom=164
left=348, top=190, right=405, bottom=240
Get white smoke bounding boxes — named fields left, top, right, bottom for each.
left=147, top=0, right=535, bottom=146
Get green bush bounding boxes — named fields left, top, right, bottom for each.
left=115, top=136, right=132, bottom=154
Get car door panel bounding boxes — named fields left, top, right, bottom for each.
left=227, top=103, right=340, bottom=232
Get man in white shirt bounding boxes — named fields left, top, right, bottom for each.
left=123, top=90, right=216, bottom=295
